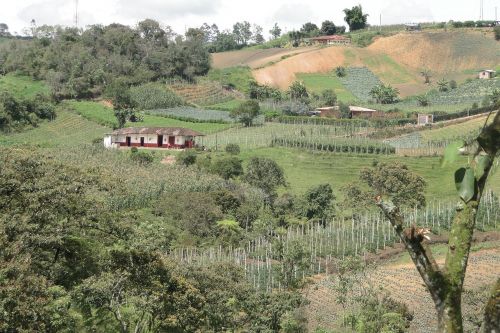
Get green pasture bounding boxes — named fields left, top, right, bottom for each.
left=237, top=147, right=500, bottom=200
left=66, top=100, right=233, bottom=134
left=206, top=98, right=244, bottom=111
left=0, top=74, right=50, bottom=98
left=296, top=73, right=357, bottom=102
left=362, top=53, right=415, bottom=84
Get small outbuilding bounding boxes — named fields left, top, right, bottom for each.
left=405, top=23, right=422, bottom=32
left=316, top=106, right=377, bottom=118
left=479, top=70, right=496, bottom=79
left=104, top=127, right=204, bottom=149
left=417, top=114, right=433, bottom=125
left=309, top=35, right=351, bottom=46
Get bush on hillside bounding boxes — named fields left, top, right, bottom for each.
left=130, top=83, right=184, bottom=110
left=177, top=150, right=197, bottom=166
left=495, top=26, right=500, bottom=41
left=225, top=143, right=240, bottom=155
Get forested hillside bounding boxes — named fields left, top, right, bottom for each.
left=0, top=20, right=210, bottom=100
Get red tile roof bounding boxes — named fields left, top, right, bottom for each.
left=310, top=35, right=351, bottom=41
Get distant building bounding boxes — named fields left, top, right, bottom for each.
left=316, top=106, right=377, bottom=118
left=309, top=35, right=351, bottom=46
left=479, top=70, right=496, bottom=79
left=417, top=114, right=433, bottom=125
left=405, top=23, right=422, bottom=32
left=104, top=127, right=204, bottom=149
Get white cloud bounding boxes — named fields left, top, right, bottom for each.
left=272, top=3, right=316, bottom=29
left=1, top=0, right=489, bottom=37
left=116, top=0, right=221, bottom=20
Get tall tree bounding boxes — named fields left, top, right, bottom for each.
left=232, top=21, right=252, bottom=45
left=0, top=23, right=9, bottom=36
left=343, top=5, right=368, bottom=31
left=375, top=111, right=500, bottom=332
left=230, top=100, right=260, bottom=127
left=300, top=22, right=319, bottom=36
left=252, top=24, right=265, bottom=44
left=269, top=23, right=282, bottom=39
left=320, top=20, right=337, bottom=35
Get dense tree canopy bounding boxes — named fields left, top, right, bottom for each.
left=0, top=21, right=210, bottom=99
left=343, top=5, right=369, bottom=31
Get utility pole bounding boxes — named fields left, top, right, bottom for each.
left=379, top=13, right=382, bottom=31
left=74, top=0, right=79, bottom=27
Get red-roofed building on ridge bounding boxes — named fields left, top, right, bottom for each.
left=309, top=35, right=351, bottom=46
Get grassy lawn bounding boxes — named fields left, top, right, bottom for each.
left=237, top=147, right=500, bottom=200
left=206, top=98, right=244, bottom=111
left=0, top=108, right=110, bottom=147
left=66, top=100, right=233, bottom=134
left=207, top=66, right=254, bottom=93
left=296, top=73, right=357, bottom=102
left=0, top=74, right=50, bottom=98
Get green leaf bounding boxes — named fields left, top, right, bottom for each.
left=442, top=141, right=464, bottom=167
left=474, top=155, right=492, bottom=180
left=454, top=167, right=476, bottom=203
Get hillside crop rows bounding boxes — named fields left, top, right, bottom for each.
left=338, top=67, right=381, bottom=101
left=198, top=122, right=373, bottom=149
left=145, top=106, right=235, bottom=123
left=167, top=80, right=237, bottom=106
left=169, top=191, right=500, bottom=291
left=305, top=245, right=500, bottom=332
left=0, top=108, right=110, bottom=147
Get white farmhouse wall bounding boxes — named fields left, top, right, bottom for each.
left=175, top=136, right=186, bottom=145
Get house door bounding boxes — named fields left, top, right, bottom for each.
left=140, top=137, right=145, bottom=147
left=126, top=136, right=131, bottom=147
left=168, top=136, right=175, bottom=146
left=158, top=135, right=163, bottom=147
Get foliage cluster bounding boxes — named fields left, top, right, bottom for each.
left=0, top=20, right=210, bottom=99
left=0, top=90, right=55, bottom=132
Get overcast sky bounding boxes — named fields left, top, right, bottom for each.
left=2, top=0, right=499, bottom=37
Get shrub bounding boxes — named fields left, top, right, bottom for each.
left=130, top=149, right=154, bottom=165
left=335, top=66, right=346, bottom=77
left=230, top=100, right=260, bottom=127
left=177, top=150, right=197, bottom=166
left=449, top=80, right=457, bottom=89
left=416, top=95, right=430, bottom=107
left=495, top=26, right=500, bottom=41
left=211, top=157, right=243, bottom=180
left=321, top=89, right=337, bottom=106
left=130, top=83, right=184, bottom=110
left=288, top=81, right=308, bottom=99
left=225, top=143, right=240, bottom=155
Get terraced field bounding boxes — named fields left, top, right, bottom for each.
left=251, top=31, right=500, bottom=94
left=168, top=81, right=237, bottom=106
left=305, top=243, right=500, bottom=332
left=67, top=100, right=233, bottom=134
left=0, top=108, right=110, bottom=147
